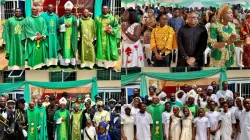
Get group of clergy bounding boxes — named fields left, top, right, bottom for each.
left=2, top=1, right=120, bottom=70
left=0, top=92, right=121, bottom=140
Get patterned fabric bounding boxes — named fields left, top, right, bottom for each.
left=143, top=18, right=156, bottom=44
left=208, top=21, right=237, bottom=67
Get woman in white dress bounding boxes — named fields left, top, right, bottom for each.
left=180, top=107, right=194, bottom=140
left=121, top=104, right=134, bottom=140
left=234, top=97, right=244, bottom=140
left=121, top=9, right=144, bottom=68
left=131, top=97, right=141, bottom=116
left=162, top=102, right=172, bottom=140
left=169, top=106, right=181, bottom=140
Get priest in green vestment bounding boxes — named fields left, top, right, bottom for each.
left=36, top=99, right=48, bottom=140
left=27, top=101, right=39, bottom=140
left=54, top=97, right=70, bottom=140
left=2, top=8, right=25, bottom=70
left=95, top=5, right=120, bottom=69
left=70, top=103, right=83, bottom=140
left=146, top=96, right=165, bottom=140
left=41, top=4, right=60, bottom=66
left=58, top=1, right=78, bottom=66
left=79, top=8, right=96, bottom=69
left=22, top=6, right=48, bottom=69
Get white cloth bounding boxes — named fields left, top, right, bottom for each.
left=216, top=90, right=234, bottom=101
left=167, top=13, right=173, bottom=18
left=121, top=114, right=135, bottom=140
left=200, top=100, right=207, bottom=108
left=208, top=94, right=217, bottom=102
left=134, top=112, right=153, bottom=140
left=83, top=126, right=97, bottom=140
left=235, top=108, right=244, bottom=140
left=180, top=115, right=193, bottom=140
left=131, top=106, right=140, bottom=116
left=56, top=118, right=62, bottom=124
left=205, top=111, right=221, bottom=140
left=59, top=97, right=67, bottom=105
left=239, top=111, right=250, bottom=140
left=194, top=116, right=210, bottom=140
left=122, top=23, right=144, bottom=68
left=64, top=1, right=74, bottom=10
left=162, top=111, right=172, bottom=140
left=220, top=111, right=236, bottom=140
left=170, top=115, right=181, bottom=140
left=121, top=105, right=126, bottom=116
left=176, top=91, right=187, bottom=104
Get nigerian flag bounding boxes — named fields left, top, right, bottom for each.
left=25, top=0, right=32, bottom=17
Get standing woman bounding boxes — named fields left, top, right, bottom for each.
left=121, top=105, right=134, bottom=140
left=242, top=14, right=250, bottom=67
left=208, top=4, right=238, bottom=67
left=121, top=9, right=144, bottom=68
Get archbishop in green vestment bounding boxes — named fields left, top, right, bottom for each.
left=95, top=6, right=120, bottom=69
left=41, top=5, right=60, bottom=66
left=79, top=9, right=96, bottom=69
left=36, top=100, right=48, bottom=140
left=2, top=9, right=25, bottom=70
left=27, top=102, right=39, bottom=140
left=146, top=96, right=165, bottom=140
left=54, top=97, right=70, bottom=140
left=22, top=7, right=48, bottom=69
left=58, top=1, right=78, bottom=66
left=70, top=103, right=83, bottom=140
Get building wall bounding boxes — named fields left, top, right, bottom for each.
left=25, top=70, right=50, bottom=82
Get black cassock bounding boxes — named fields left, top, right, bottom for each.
left=109, top=113, right=121, bottom=140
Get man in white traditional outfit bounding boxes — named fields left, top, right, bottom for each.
left=134, top=102, right=153, bottom=140
left=93, top=101, right=110, bottom=131
left=216, top=81, right=234, bottom=102
left=206, top=86, right=217, bottom=102
left=239, top=98, right=250, bottom=140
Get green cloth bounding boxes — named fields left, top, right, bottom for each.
left=36, top=106, right=48, bottom=140
left=54, top=109, right=70, bottom=140
left=25, top=0, right=32, bottom=17
left=185, top=104, right=198, bottom=118
left=79, top=17, right=96, bottom=68
left=94, top=0, right=103, bottom=18
left=208, top=21, right=237, bottom=67
left=121, top=68, right=228, bottom=97
left=147, top=103, right=165, bottom=140
left=204, top=105, right=219, bottom=113
left=41, top=12, right=60, bottom=64
left=22, top=16, right=48, bottom=69
left=70, top=111, right=83, bottom=140
left=168, top=100, right=183, bottom=110
left=27, top=107, right=39, bottom=140
left=2, top=16, right=25, bottom=69
left=1, top=0, right=5, bottom=4
left=95, top=14, right=119, bottom=63
left=58, top=15, right=78, bottom=60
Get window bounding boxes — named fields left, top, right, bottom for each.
left=3, top=70, right=25, bottom=83
left=121, top=68, right=141, bottom=75
left=49, top=71, right=76, bottom=82
left=98, top=88, right=121, bottom=105
left=171, top=67, right=202, bottom=72
left=97, top=70, right=121, bottom=80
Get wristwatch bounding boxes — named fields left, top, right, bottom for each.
left=224, top=41, right=228, bottom=46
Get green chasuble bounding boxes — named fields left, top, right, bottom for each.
left=2, top=16, right=25, bottom=69
left=79, top=17, right=96, bottom=69
left=95, top=14, right=120, bottom=68
left=27, top=107, right=39, bottom=140
left=185, top=104, right=198, bottom=118
left=54, top=109, right=70, bottom=140
left=35, top=106, right=48, bottom=140
left=41, top=12, right=60, bottom=66
left=22, top=15, right=48, bottom=69
left=58, top=15, right=78, bottom=65
left=147, top=103, right=165, bottom=140
left=70, top=111, right=83, bottom=140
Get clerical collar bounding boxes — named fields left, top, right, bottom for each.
left=65, top=14, right=71, bottom=18
left=82, top=16, right=90, bottom=20
left=29, top=108, right=34, bottom=111
left=32, top=15, right=39, bottom=18
left=102, top=14, right=110, bottom=18
left=15, top=16, right=24, bottom=20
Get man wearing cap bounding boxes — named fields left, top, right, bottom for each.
left=22, top=6, right=49, bottom=69
left=27, top=101, right=39, bottom=140
left=7, top=100, right=15, bottom=113
left=109, top=104, right=121, bottom=140
left=54, top=97, right=70, bottom=140
left=42, top=95, right=50, bottom=107
left=36, top=99, right=48, bottom=140
left=46, top=95, right=57, bottom=140
left=0, top=97, right=15, bottom=140
left=15, top=98, right=28, bottom=140
left=58, top=1, right=78, bottom=66
left=108, top=99, right=116, bottom=114
left=70, top=103, right=82, bottom=140
left=95, top=5, right=120, bottom=69
left=93, top=101, right=110, bottom=131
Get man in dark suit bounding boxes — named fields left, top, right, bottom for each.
left=15, top=98, right=28, bottom=140
left=0, top=96, right=15, bottom=140
left=109, top=104, right=121, bottom=140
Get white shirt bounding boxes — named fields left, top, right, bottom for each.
left=194, top=116, right=210, bottom=140
left=207, top=94, right=217, bottom=102
left=239, top=111, right=250, bottom=140
left=216, top=89, right=233, bottom=101
left=205, top=111, right=221, bottom=131
left=131, top=106, right=139, bottom=116
left=83, top=126, right=97, bottom=140
left=200, top=99, right=207, bottom=108
left=220, top=111, right=236, bottom=140
left=134, top=112, right=153, bottom=140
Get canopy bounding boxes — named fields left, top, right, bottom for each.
left=0, top=77, right=98, bottom=103
left=121, top=68, right=227, bottom=97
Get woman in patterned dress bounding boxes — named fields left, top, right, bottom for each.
left=208, top=4, right=238, bottom=67
left=242, top=14, right=250, bottom=67
left=121, top=9, right=144, bottom=68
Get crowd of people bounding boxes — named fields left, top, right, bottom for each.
left=121, top=81, right=250, bottom=140
left=121, top=3, right=250, bottom=68
left=2, top=1, right=120, bottom=70
left=0, top=92, right=122, bottom=140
